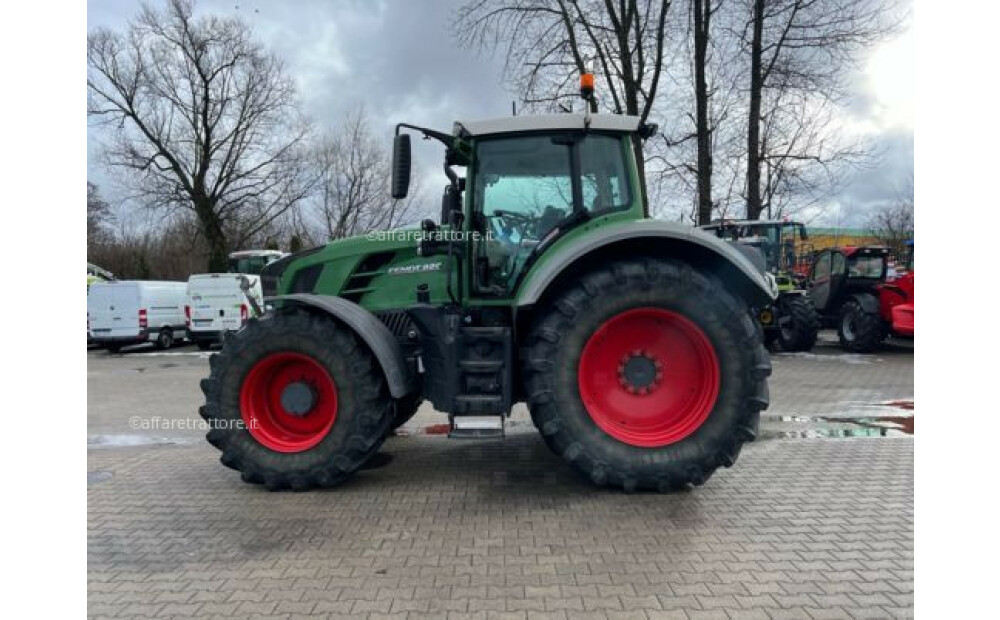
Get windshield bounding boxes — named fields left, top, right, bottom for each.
left=848, top=254, right=885, bottom=278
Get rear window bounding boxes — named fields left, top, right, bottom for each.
left=849, top=255, right=885, bottom=278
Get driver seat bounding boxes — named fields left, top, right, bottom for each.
left=537, top=205, right=565, bottom=237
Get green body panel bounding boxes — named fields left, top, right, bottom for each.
left=774, top=275, right=796, bottom=293
left=273, top=230, right=454, bottom=313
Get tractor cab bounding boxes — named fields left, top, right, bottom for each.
left=700, top=219, right=807, bottom=286
left=807, top=246, right=888, bottom=314
left=227, top=250, right=288, bottom=275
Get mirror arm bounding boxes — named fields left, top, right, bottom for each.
left=395, top=122, right=453, bottom=147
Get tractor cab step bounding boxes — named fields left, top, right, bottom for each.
left=449, top=415, right=504, bottom=439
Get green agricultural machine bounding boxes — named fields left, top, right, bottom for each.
left=200, top=82, right=777, bottom=492
left=700, top=219, right=819, bottom=352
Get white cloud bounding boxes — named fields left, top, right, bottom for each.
left=865, top=26, right=915, bottom=131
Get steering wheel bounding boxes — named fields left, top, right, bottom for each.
left=490, top=209, right=538, bottom=239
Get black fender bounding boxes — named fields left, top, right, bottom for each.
left=849, top=292, right=880, bottom=315
left=272, top=293, right=417, bottom=398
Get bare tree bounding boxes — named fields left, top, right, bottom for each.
left=454, top=0, right=673, bottom=215
left=87, top=182, right=114, bottom=247
left=867, top=175, right=913, bottom=258
left=740, top=0, right=900, bottom=219
left=692, top=0, right=719, bottom=224
left=87, top=0, right=313, bottom=272
left=646, top=0, right=746, bottom=223
left=309, top=109, right=422, bottom=241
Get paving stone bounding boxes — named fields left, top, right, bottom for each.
left=87, top=349, right=913, bottom=620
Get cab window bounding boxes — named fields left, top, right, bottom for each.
left=472, top=133, right=632, bottom=295
left=812, top=253, right=831, bottom=279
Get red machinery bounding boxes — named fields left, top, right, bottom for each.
left=806, top=245, right=915, bottom=352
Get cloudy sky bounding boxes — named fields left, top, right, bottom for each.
left=88, top=0, right=913, bottom=228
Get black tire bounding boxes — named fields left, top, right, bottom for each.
left=389, top=393, right=423, bottom=434
left=776, top=294, right=819, bottom=352
left=199, top=311, right=395, bottom=490
left=196, top=340, right=213, bottom=351
left=106, top=343, right=122, bottom=354
left=155, top=328, right=174, bottom=350
left=837, top=300, right=882, bottom=353
left=522, top=258, right=771, bottom=492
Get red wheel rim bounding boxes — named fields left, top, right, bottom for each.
left=239, top=352, right=338, bottom=452
left=578, top=307, right=720, bottom=447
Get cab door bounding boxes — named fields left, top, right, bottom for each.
left=469, top=134, right=575, bottom=297
left=808, top=251, right=833, bottom=312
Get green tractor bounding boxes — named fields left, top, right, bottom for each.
left=200, top=93, right=776, bottom=491
left=700, top=220, right=819, bottom=352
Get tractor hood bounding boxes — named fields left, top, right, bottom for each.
left=263, top=228, right=454, bottom=312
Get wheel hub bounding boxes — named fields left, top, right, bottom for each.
left=617, top=350, right=663, bottom=395
left=578, top=307, right=721, bottom=448
left=280, top=381, right=317, bottom=416
left=239, top=352, right=339, bottom=453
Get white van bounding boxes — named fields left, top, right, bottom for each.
left=185, top=274, right=263, bottom=350
left=88, top=281, right=188, bottom=353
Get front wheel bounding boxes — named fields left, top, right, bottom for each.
left=838, top=300, right=882, bottom=353
left=199, top=311, right=395, bottom=490
left=776, top=294, right=819, bottom=352
left=523, top=258, right=772, bottom=492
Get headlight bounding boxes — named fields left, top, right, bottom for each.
left=764, top=273, right=779, bottom=298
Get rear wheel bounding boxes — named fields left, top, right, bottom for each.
left=155, top=328, right=174, bottom=350
left=200, top=311, right=395, bottom=490
left=776, top=294, right=819, bottom=352
left=838, top=300, right=882, bottom=353
left=196, top=341, right=213, bottom=351
left=523, top=258, right=771, bottom=491
left=106, top=343, right=122, bottom=354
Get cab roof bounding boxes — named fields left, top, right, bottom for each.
left=454, top=114, right=641, bottom=138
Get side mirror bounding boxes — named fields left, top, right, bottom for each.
left=391, top=134, right=411, bottom=199
left=440, top=185, right=461, bottom=225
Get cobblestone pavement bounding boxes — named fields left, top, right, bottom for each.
left=88, top=335, right=913, bottom=619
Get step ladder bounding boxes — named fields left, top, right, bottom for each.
left=449, top=415, right=505, bottom=439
